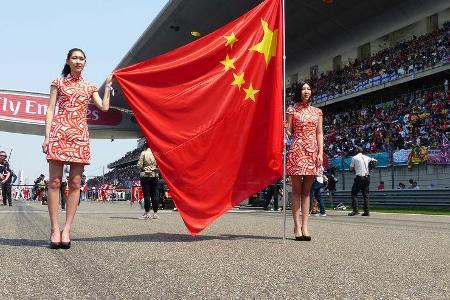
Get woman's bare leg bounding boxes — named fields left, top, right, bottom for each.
left=300, top=175, right=315, bottom=236
left=290, top=175, right=303, bottom=237
left=61, top=163, right=84, bottom=243
left=48, top=161, right=64, bottom=243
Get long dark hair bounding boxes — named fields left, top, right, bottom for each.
left=61, top=48, right=86, bottom=77
left=293, top=80, right=312, bottom=103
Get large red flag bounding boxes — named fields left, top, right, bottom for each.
left=114, top=0, right=283, bottom=235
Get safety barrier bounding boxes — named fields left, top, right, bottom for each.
left=327, top=189, right=450, bottom=208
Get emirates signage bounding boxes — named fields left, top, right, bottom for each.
left=0, top=91, right=122, bottom=125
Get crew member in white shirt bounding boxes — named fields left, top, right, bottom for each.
left=348, top=147, right=377, bottom=216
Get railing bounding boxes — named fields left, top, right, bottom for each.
left=326, top=189, right=450, bottom=208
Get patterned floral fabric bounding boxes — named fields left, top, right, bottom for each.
left=46, top=75, right=97, bottom=164
left=287, top=102, right=323, bottom=176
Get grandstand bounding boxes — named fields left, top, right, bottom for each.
left=288, top=15, right=450, bottom=192
left=87, top=143, right=144, bottom=188
left=97, top=2, right=449, bottom=201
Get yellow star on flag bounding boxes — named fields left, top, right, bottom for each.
left=231, top=72, right=245, bottom=89
left=249, top=19, right=278, bottom=66
left=220, top=54, right=236, bottom=71
left=243, top=83, right=259, bottom=102
left=224, top=32, right=238, bottom=48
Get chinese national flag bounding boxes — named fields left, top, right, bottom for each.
left=114, top=0, right=283, bottom=235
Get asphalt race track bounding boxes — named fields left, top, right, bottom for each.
left=0, top=200, right=448, bottom=299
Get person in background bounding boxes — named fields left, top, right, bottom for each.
left=377, top=181, right=385, bottom=190
left=60, top=165, right=69, bottom=211
left=0, top=151, right=12, bottom=206
left=408, top=178, right=415, bottom=189
left=263, top=179, right=281, bottom=211
left=325, top=167, right=337, bottom=208
left=310, top=168, right=328, bottom=217
left=137, top=142, right=160, bottom=220
left=348, top=147, right=377, bottom=216
left=33, top=174, right=45, bottom=202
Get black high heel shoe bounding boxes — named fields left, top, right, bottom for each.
left=60, top=241, right=71, bottom=249
left=60, top=231, right=71, bottom=249
left=294, top=228, right=304, bottom=241
left=49, top=241, right=61, bottom=249
left=301, top=230, right=311, bottom=241
left=49, top=232, right=61, bottom=249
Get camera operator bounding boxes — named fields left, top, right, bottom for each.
left=348, top=147, right=377, bottom=216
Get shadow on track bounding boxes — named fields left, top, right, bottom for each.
left=0, top=238, right=48, bottom=248
left=74, top=232, right=281, bottom=243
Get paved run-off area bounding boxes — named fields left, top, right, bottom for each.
left=0, top=200, right=448, bottom=299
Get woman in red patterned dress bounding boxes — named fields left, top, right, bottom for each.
left=286, top=82, right=323, bottom=241
left=42, top=48, right=113, bottom=249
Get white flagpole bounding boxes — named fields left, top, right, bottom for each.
left=281, top=0, right=287, bottom=243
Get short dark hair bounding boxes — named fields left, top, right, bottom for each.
left=293, top=81, right=312, bottom=103
left=356, top=147, right=364, bottom=154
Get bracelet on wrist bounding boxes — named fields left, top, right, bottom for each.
left=105, top=84, right=115, bottom=96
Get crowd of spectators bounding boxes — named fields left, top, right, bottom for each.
left=87, top=165, right=139, bottom=188
left=287, top=21, right=449, bottom=102
left=95, top=84, right=449, bottom=185
left=108, top=145, right=145, bottom=168
left=323, top=86, right=449, bottom=158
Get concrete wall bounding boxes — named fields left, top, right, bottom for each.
left=340, top=48, right=358, bottom=68
left=438, top=8, right=450, bottom=27
left=370, top=34, right=391, bottom=55
left=335, top=164, right=450, bottom=191
left=391, top=19, right=427, bottom=44
left=296, top=65, right=310, bottom=82
left=317, top=59, right=333, bottom=77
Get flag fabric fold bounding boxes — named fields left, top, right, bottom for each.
left=114, top=0, right=283, bottom=235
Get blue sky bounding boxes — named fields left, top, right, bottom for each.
left=0, top=0, right=168, bottom=182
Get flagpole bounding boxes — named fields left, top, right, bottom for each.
left=281, top=0, right=287, bottom=243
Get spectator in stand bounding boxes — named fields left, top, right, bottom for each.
left=398, top=182, right=406, bottom=189
left=377, top=181, right=385, bottom=190
left=322, top=85, right=449, bottom=158
left=302, top=22, right=450, bottom=102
